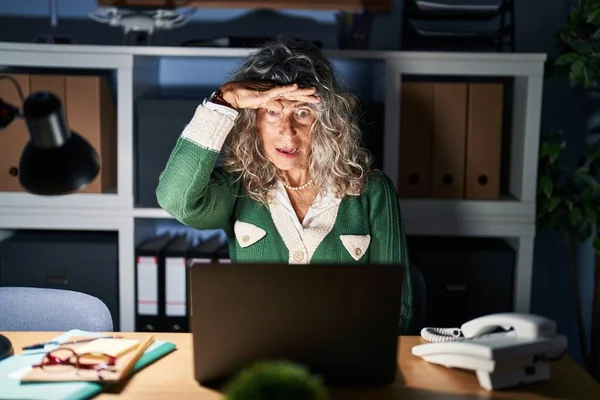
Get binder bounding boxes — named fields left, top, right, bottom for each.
left=163, top=235, right=191, bottom=332
left=187, top=235, right=222, bottom=266
left=216, top=242, right=231, bottom=263
left=185, top=235, right=222, bottom=331
left=134, top=234, right=174, bottom=332
left=432, top=83, right=467, bottom=199
left=398, top=82, right=434, bottom=198
left=465, top=83, right=504, bottom=199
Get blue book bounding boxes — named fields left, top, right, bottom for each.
left=0, top=330, right=176, bottom=400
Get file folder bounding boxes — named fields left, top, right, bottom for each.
left=465, top=83, right=504, bottom=199
left=432, top=83, right=467, bottom=199
left=399, top=82, right=434, bottom=198
left=163, top=235, right=191, bottom=332
left=135, top=234, right=174, bottom=332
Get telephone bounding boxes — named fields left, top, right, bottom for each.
left=411, top=313, right=568, bottom=391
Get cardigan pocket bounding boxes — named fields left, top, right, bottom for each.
left=234, top=220, right=267, bottom=248
left=340, top=234, right=371, bottom=261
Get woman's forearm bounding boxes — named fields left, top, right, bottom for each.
left=156, top=104, right=240, bottom=230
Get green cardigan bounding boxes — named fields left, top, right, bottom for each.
left=156, top=106, right=414, bottom=333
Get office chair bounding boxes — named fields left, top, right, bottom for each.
left=409, top=265, right=427, bottom=335
left=0, top=287, right=113, bottom=332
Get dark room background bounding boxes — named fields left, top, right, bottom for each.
left=0, top=0, right=595, bottom=367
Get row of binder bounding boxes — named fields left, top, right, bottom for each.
left=135, top=234, right=229, bottom=333
left=398, top=81, right=504, bottom=200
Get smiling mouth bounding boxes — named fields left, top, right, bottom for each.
left=276, top=148, right=299, bottom=155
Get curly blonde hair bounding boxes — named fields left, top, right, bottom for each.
left=221, top=35, right=372, bottom=205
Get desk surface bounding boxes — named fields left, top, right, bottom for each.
left=3, top=332, right=599, bottom=399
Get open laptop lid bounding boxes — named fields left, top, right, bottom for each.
left=188, top=262, right=404, bottom=386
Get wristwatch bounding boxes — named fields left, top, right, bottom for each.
left=208, top=88, right=236, bottom=110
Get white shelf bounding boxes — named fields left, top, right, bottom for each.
left=132, top=207, right=173, bottom=219
left=0, top=207, right=129, bottom=231
left=0, top=41, right=547, bottom=62
left=0, top=192, right=131, bottom=210
left=0, top=198, right=535, bottom=237
left=400, top=199, right=535, bottom=237
left=132, top=199, right=534, bottom=237
left=0, top=44, right=131, bottom=69
left=0, top=41, right=545, bottom=79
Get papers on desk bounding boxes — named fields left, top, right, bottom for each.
left=0, top=329, right=176, bottom=400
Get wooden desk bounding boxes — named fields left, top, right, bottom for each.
left=3, top=332, right=599, bottom=399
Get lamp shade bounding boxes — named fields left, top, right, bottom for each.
left=19, top=134, right=101, bottom=195
left=18, top=91, right=101, bottom=195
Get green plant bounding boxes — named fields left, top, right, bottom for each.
left=537, top=129, right=600, bottom=374
left=537, top=0, right=600, bottom=376
left=537, top=130, right=600, bottom=249
left=223, top=361, right=330, bottom=400
left=554, top=0, right=600, bottom=89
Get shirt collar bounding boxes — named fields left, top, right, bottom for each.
left=270, top=180, right=341, bottom=213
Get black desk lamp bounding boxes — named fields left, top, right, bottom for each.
left=0, top=75, right=101, bottom=360
left=0, top=75, right=101, bottom=195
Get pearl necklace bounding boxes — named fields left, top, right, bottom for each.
left=282, top=179, right=313, bottom=191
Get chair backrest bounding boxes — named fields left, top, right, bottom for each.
left=409, top=265, right=427, bottom=334
left=0, top=287, right=113, bottom=332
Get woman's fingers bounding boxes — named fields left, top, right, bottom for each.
left=281, top=94, right=321, bottom=103
left=267, top=85, right=318, bottom=100
left=286, top=87, right=319, bottom=98
left=266, top=89, right=320, bottom=108
left=266, top=83, right=301, bottom=98
left=222, top=81, right=321, bottom=109
left=245, top=83, right=321, bottom=110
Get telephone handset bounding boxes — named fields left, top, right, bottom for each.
left=412, top=313, right=568, bottom=391
left=420, top=312, right=559, bottom=342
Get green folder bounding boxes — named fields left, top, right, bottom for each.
left=0, top=330, right=176, bottom=400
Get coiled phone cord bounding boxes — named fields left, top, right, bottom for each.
left=420, top=327, right=464, bottom=342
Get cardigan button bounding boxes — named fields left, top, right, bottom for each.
left=354, top=248, right=362, bottom=257
left=241, top=235, right=249, bottom=243
left=293, top=251, right=304, bottom=262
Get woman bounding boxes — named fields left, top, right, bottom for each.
left=156, top=35, right=414, bottom=333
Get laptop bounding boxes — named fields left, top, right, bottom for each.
left=188, top=262, right=404, bottom=387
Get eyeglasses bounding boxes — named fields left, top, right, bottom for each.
left=32, top=347, right=117, bottom=380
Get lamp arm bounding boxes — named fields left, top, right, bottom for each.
left=0, top=98, right=24, bottom=121
left=0, top=75, right=25, bottom=104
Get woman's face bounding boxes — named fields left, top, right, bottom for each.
left=256, top=99, right=316, bottom=172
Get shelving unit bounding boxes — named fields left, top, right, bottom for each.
left=0, top=41, right=546, bottom=331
